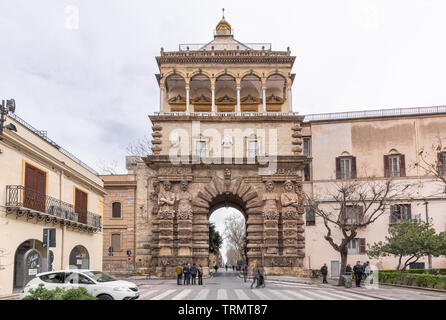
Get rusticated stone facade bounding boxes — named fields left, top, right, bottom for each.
left=143, top=153, right=308, bottom=277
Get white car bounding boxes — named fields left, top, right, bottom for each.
left=20, top=269, right=139, bottom=300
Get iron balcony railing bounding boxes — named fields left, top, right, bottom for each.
left=154, top=111, right=300, bottom=117
left=178, top=42, right=273, bottom=51
left=6, top=185, right=102, bottom=230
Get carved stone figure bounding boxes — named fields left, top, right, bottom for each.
left=222, top=135, right=232, bottom=148
left=158, top=181, right=176, bottom=219
left=150, top=181, right=160, bottom=212
left=176, top=181, right=193, bottom=220
left=262, top=181, right=279, bottom=220
left=280, top=180, right=299, bottom=219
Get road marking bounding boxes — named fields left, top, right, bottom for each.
left=282, top=289, right=312, bottom=300
left=326, top=289, right=377, bottom=300
left=316, top=290, right=356, bottom=300
left=193, top=289, right=210, bottom=300
left=139, top=289, right=160, bottom=300
left=250, top=289, right=271, bottom=300
left=217, top=289, right=228, bottom=300
left=265, top=289, right=293, bottom=300
left=298, top=289, right=334, bottom=300
left=150, top=289, right=176, bottom=300
left=234, top=289, right=250, bottom=300
left=171, top=289, right=192, bottom=300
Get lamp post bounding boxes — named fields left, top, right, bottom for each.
left=0, top=99, right=18, bottom=140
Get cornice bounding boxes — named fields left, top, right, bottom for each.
left=156, top=54, right=296, bottom=67
left=149, top=113, right=305, bottom=123
left=1, top=131, right=106, bottom=195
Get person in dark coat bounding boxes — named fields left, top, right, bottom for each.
left=353, top=261, right=364, bottom=287
left=320, top=263, right=328, bottom=284
left=345, top=264, right=352, bottom=274
left=183, top=263, right=190, bottom=285
left=198, top=265, right=203, bottom=285
left=190, top=263, right=198, bottom=285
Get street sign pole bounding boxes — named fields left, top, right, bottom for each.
left=46, top=231, right=50, bottom=272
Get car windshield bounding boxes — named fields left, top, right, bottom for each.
left=83, top=271, right=117, bottom=282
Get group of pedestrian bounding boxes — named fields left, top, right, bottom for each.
left=320, top=261, right=371, bottom=288
left=224, top=264, right=237, bottom=272
left=176, top=263, right=203, bottom=286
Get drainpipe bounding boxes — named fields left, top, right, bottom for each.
left=60, top=170, right=65, bottom=269
left=424, top=201, right=432, bottom=269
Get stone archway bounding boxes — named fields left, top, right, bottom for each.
left=147, top=167, right=306, bottom=277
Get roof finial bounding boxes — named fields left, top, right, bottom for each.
left=222, top=8, right=225, bottom=19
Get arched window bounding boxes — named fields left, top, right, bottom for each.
left=69, top=245, right=90, bottom=269
left=112, top=202, right=121, bottom=218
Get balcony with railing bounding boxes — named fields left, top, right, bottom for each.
left=5, top=185, right=102, bottom=231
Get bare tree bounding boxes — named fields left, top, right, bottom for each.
left=126, top=135, right=154, bottom=158
left=97, top=159, right=122, bottom=175
left=223, top=213, right=246, bottom=263
left=414, top=136, right=446, bottom=195
left=304, top=179, right=405, bottom=286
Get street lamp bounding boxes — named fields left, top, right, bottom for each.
left=0, top=99, right=17, bottom=140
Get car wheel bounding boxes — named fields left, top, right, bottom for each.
left=97, top=294, right=114, bottom=300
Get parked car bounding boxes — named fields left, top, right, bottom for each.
left=20, top=269, right=139, bottom=300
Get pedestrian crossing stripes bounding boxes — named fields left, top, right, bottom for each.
left=193, top=289, right=210, bottom=300
left=138, top=286, right=381, bottom=301
left=217, top=289, right=228, bottom=300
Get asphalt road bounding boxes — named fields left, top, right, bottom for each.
left=132, top=269, right=446, bottom=300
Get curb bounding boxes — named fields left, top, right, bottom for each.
left=378, top=282, right=446, bottom=293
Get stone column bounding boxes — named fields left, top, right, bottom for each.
left=211, top=86, right=216, bottom=112
left=236, top=87, right=241, bottom=113
left=160, top=86, right=165, bottom=112
left=287, top=87, right=292, bottom=113
left=262, top=87, right=266, bottom=113
left=186, top=85, right=190, bottom=113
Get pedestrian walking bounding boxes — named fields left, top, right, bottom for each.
left=353, top=261, right=364, bottom=288
left=214, top=265, right=218, bottom=273
left=176, top=264, right=183, bottom=285
left=250, top=264, right=259, bottom=289
left=232, top=265, right=235, bottom=271
left=243, top=264, right=248, bottom=283
left=225, top=264, right=228, bottom=272
left=364, top=261, right=371, bottom=286
left=320, top=263, right=328, bottom=284
left=258, top=266, right=265, bottom=288
left=161, top=262, right=167, bottom=280
left=198, top=265, right=203, bottom=285
left=190, top=263, right=197, bottom=285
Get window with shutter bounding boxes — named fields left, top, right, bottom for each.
left=112, top=202, right=121, bottom=218
left=384, top=155, right=390, bottom=177
left=336, top=157, right=341, bottom=179
left=389, top=155, right=400, bottom=177
left=390, top=204, right=411, bottom=224
left=359, top=238, right=366, bottom=254
left=439, top=152, right=446, bottom=176
left=340, top=157, right=351, bottom=179
left=305, top=208, right=315, bottom=226
left=348, top=239, right=359, bottom=254
left=75, top=188, right=88, bottom=224
left=24, top=163, right=46, bottom=212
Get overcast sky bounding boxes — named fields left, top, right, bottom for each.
left=1, top=0, right=446, bottom=174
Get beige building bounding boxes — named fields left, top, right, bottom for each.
left=99, top=17, right=446, bottom=277
left=302, top=108, right=446, bottom=276
left=0, top=112, right=105, bottom=296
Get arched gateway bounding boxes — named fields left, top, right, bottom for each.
left=132, top=16, right=310, bottom=277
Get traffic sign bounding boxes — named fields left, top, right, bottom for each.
left=126, top=249, right=132, bottom=256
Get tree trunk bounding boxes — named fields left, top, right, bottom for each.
left=337, top=249, right=348, bottom=286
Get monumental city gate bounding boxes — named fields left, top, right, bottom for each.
left=135, top=15, right=310, bottom=276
